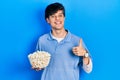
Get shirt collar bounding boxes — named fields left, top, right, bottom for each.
left=47, top=30, right=71, bottom=42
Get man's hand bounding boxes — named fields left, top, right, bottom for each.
left=72, top=39, right=86, bottom=56
left=31, top=66, right=43, bottom=71
left=72, top=39, right=90, bottom=65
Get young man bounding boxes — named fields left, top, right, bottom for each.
left=34, top=2, right=93, bottom=80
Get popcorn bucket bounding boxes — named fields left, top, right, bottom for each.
left=28, top=51, right=51, bottom=68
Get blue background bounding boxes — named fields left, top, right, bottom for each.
left=0, top=0, right=120, bottom=80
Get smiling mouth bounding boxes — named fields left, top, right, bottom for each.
left=54, top=21, right=62, bottom=25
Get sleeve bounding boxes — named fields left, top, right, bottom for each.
left=35, top=38, right=42, bottom=51
left=81, top=39, right=93, bottom=73
left=82, top=58, right=93, bottom=73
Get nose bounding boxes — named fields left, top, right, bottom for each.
left=55, top=16, right=59, bottom=20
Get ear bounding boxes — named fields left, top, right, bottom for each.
left=46, top=18, right=50, bottom=23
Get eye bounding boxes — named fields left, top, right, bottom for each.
left=58, top=14, right=63, bottom=17
left=51, top=15, right=55, bottom=18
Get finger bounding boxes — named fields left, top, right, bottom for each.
left=79, top=39, right=83, bottom=47
left=72, top=48, right=78, bottom=52
left=72, top=50, right=77, bottom=53
left=73, top=50, right=79, bottom=55
left=36, top=68, right=41, bottom=71
left=72, top=47, right=77, bottom=50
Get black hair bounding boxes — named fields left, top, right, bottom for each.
left=45, top=2, right=65, bottom=19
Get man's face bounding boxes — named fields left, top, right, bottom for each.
left=46, top=10, right=65, bottom=30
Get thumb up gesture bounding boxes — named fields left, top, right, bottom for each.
left=72, top=39, right=86, bottom=56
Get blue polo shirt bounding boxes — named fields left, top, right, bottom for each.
left=36, top=31, right=86, bottom=80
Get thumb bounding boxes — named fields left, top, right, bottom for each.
left=79, top=39, right=83, bottom=47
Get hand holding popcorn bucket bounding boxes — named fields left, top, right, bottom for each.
left=28, top=51, right=51, bottom=71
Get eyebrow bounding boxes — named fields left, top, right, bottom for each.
left=58, top=11, right=63, bottom=14
left=51, top=12, right=63, bottom=16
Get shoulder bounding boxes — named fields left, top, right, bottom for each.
left=38, top=33, right=49, bottom=42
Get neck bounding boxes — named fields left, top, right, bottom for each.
left=51, top=29, right=67, bottom=38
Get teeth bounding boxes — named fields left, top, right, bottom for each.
left=55, top=21, right=61, bottom=24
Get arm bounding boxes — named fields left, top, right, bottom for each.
left=82, top=57, right=93, bottom=73
left=72, top=39, right=93, bottom=73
